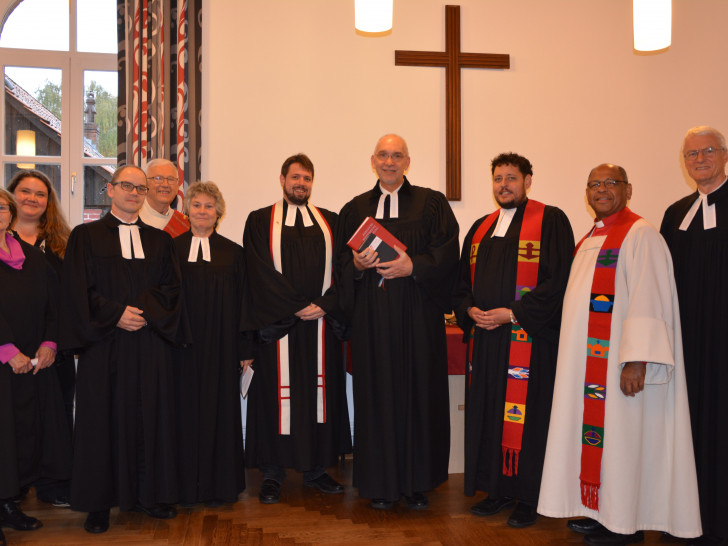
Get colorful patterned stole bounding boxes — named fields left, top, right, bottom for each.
left=574, top=207, right=640, bottom=509
left=269, top=200, right=333, bottom=435
left=469, top=199, right=545, bottom=476
left=164, top=210, right=191, bottom=238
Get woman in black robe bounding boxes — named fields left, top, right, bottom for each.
left=173, top=182, right=253, bottom=506
left=0, top=188, right=72, bottom=540
left=8, top=169, right=74, bottom=507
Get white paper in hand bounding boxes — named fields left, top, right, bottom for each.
left=240, top=366, right=254, bottom=398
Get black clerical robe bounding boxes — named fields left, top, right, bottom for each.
left=243, top=202, right=351, bottom=472
left=173, top=230, right=250, bottom=504
left=0, top=238, right=71, bottom=499
left=60, top=213, right=184, bottom=512
left=453, top=201, right=574, bottom=502
left=335, top=178, right=460, bottom=501
left=660, top=181, right=728, bottom=540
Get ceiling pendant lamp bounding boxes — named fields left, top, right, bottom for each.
left=633, top=0, right=672, bottom=52
left=355, top=0, right=393, bottom=33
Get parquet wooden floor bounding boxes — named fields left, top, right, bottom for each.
left=4, top=463, right=687, bottom=545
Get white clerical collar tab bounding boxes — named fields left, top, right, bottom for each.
left=188, top=236, right=211, bottom=262
left=679, top=192, right=716, bottom=231
left=118, top=224, right=145, bottom=259
left=375, top=184, right=400, bottom=219
left=284, top=204, right=314, bottom=227
left=492, top=207, right=516, bottom=238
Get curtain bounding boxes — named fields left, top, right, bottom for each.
left=117, top=0, right=202, bottom=209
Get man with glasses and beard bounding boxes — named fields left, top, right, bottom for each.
left=61, top=165, right=184, bottom=534
left=453, top=152, right=573, bottom=528
left=243, top=154, right=351, bottom=505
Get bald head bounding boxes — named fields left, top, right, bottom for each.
left=371, top=134, right=411, bottom=191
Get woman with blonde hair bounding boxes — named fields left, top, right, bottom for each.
left=173, top=181, right=253, bottom=506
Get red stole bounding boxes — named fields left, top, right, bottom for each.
left=469, top=199, right=546, bottom=476
left=575, top=207, right=640, bottom=510
left=164, top=210, right=190, bottom=238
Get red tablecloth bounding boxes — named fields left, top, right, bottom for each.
left=446, top=325, right=467, bottom=375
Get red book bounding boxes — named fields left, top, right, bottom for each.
left=347, top=216, right=407, bottom=263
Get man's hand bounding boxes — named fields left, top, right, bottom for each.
left=468, top=306, right=511, bottom=330
left=240, top=359, right=254, bottom=373
left=620, top=361, right=646, bottom=396
left=7, top=352, right=33, bottom=374
left=34, top=346, right=56, bottom=374
left=353, top=247, right=380, bottom=271
left=117, top=306, right=146, bottom=331
left=295, top=303, right=326, bottom=321
left=376, top=247, right=413, bottom=279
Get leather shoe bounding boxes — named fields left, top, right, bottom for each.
left=507, top=502, right=538, bottom=528
left=84, top=510, right=110, bottom=534
left=259, top=479, right=281, bottom=504
left=584, top=528, right=644, bottom=545
left=0, top=500, right=42, bottom=531
left=470, top=496, right=516, bottom=516
left=0, top=527, right=5, bottom=546
left=568, top=518, right=605, bottom=535
left=369, top=498, right=394, bottom=510
left=304, top=473, right=344, bottom=494
left=133, top=504, right=177, bottom=519
left=404, top=492, right=429, bottom=510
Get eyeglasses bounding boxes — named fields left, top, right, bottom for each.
left=147, top=175, right=178, bottom=184
left=0, top=204, right=10, bottom=213
left=375, top=151, right=407, bottom=162
left=586, top=178, right=626, bottom=190
left=111, top=181, right=150, bottom=195
left=683, top=146, right=725, bottom=161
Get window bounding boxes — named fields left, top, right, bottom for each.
left=1, top=0, right=117, bottom=224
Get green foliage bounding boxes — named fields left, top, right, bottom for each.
left=34, top=79, right=118, bottom=158
left=35, top=80, right=62, bottom=120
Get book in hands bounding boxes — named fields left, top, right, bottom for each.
left=347, top=216, right=407, bottom=263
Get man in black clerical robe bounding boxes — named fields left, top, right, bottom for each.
left=243, top=154, right=351, bottom=505
left=453, top=153, right=573, bottom=527
left=334, top=134, right=459, bottom=510
left=660, top=126, right=728, bottom=545
left=60, top=165, right=184, bottom=534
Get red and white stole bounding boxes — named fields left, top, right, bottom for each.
left=574, top=207, right=640, bottom=510
left=469, top=199, right=545, bottom=476
left=269, top=200, right=333, bottom=435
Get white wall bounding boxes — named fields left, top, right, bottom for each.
left=204, top=0, right=728, bottom=244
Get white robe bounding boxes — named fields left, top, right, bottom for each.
left=537, top=218, right=701, bottom=538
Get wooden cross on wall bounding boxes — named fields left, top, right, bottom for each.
left=395, top=5, right=510, bottom=201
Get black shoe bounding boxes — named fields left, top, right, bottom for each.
left=470, top=496, right=516, bottom=516
left=584, top=528, right=644, bottom=545
left=84, top=510, right=110, bottom=534
left=304, top=473, right=344, bottom=494
left=404, top=492, right=428, bottom=510
left=0, top=500, right=42, bottom=531
left=204, top=499, right=225, bottom=508
left=259, top=479, right=281, bottom=504
left=0, top=527, right=5, bottom=546
left=369, top=498, right=394, bottom=510
left=133, top=504, right=177, bottom=519
left=568, top=518, right=605, bottom=535
left=507, top=503, right=538, bottom=528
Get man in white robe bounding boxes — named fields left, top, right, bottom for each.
left=538, top=164, right=701, bottom=545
